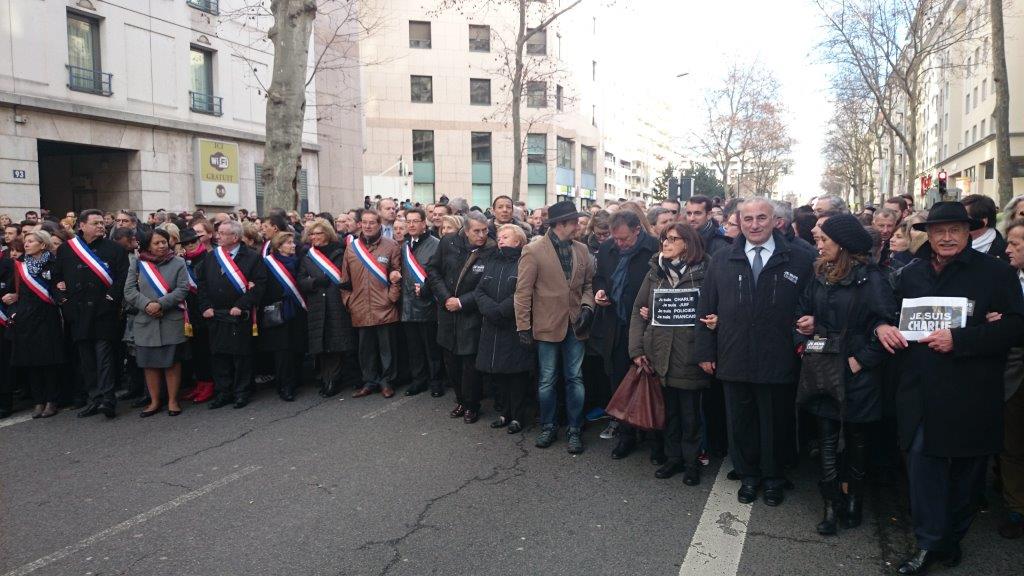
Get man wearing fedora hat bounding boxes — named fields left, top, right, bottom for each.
left=874, top=201, right=1024, bottom=574
left=515, top=200, right=596, bottom=454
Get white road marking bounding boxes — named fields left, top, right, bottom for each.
left=679, top=463, right=752, bottom=576
left=0, top=414, right=35, bottom=429
left=361, top=396, right=414, bottom=419
left=1, top=465, right=261, bottom=576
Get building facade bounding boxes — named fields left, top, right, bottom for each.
left=0, top=0, right=332, bottom=217
left=358, top=0, right=602, bottom=210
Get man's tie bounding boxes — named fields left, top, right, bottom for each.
left=752, top=246, right=764, bottom=286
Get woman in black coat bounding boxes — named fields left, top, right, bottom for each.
left=795, top=214, right=893, bottom=536
left=4, top=230, right=65, bottom=418
left=475, top=224, right=533, bottom=434
left=299, top=221, right=357, bottom=397
left=259, top=232, right=308, bottom=401
left=180, top=230, right=215, bottom=403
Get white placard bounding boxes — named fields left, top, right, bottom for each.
left=898, top=296, right=968, bottom=341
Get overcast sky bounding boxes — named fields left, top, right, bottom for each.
left=600, top=0, right=835, bottom=202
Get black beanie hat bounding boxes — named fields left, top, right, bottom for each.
left=820, top=213, right=873, bottom=254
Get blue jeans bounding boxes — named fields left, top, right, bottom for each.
left=537, top=327, right=585, bottom=429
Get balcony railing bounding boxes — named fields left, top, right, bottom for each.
left=190, top=91, right=223, bottom=116
left=67, top=65, right=112, bottom=96
left=186, top=0, right=219, bottom=15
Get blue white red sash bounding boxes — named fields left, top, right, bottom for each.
left=352, top=238, right=389, bottom=286
left=262, top=241, right=272, bottom=258
left=404, top=243, right=427, bottom=284
left=185, top=263, right=198, bottom=293
left=307, top=246, right=342, bottom=285
left=138, top=261, right=172, bottom=297
left=264, top=254, right=307, bottom=310
left=345, top=234, right=355, bottom=247
left=68, top=236, right=113, bottom=287
left=213, top=246, right=248, bottom=294
left=0, top=305, right=9, bottom=326
left=15, top=260, right=55, bottom=305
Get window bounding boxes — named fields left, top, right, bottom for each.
left=581, top=146, right=596, bottom=174
left=557, top=137, right=573, bottom=170
left=973, top=87, right=978, bottom=109
left=556, top=84, right=563, bottom=111
left=526, top=81, right=546, bottom=108
left=982, top=79, right=987, bottom=100
left=413, top=130, right=434, bottom=162
left=189, top=48, right=220, bottom=115
left=472, top=132, right=491, bottom=163
left=592, top=60, right=597, bottom=81
left=527, top=134, right=546, bottom=164
left=972, top=125, right=978, bottom=143
left=964, top=130, right=969, bottom=147
left=411, top=75, right=433, bottom=103
left=66, top=13, right=110, bottom=95
left=409, top=21, right=431, bottom=49
left=965, top=93, right=970, bottom=113
left=470, top=78, right=491, bottom=105
left=468, top=25, right=490, bottom=52
left=981, top=119, right=986, bottom=136
left=187, top=0, right=219, bottom=15
left=526, top=28, right=546, bottom=55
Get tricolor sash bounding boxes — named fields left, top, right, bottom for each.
left=352, top=238, right=389, bottom=286
left=262, top=241, right=272, bottom=258
left=138, top=260, right=173, bottom=298
left=0, top=305, right=9, bottom=326
left=15, top=260, right=55, bottom=305
left=68, top=236, right=113, bottom=287
left=185, top=263, right=198, bottom=293
left=307, top=246, right=342, bottom=285
left=264, top=254, right=307, bottom=310
left=404, top=243, right=427, bottom=284
left=213, top=246, right=248, bottom=294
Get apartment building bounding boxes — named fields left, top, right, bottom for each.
left=358, top=0, right=602, bottom=209
left=0, top=0, right=342, bottom=217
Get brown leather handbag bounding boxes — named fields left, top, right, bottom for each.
left=606, top=363, right=666, bottom=431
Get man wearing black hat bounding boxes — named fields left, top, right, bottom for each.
left=874, top=202, right=1024, bottom=574
left=515, top=200, right=596, bottom=454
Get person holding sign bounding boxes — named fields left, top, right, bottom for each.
left=873, top=202, right=1024, bottom=575
left=629, top=223, right=711, bottom=485
left=793, top=214, right=894, bottom=536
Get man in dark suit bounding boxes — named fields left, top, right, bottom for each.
left=197, top=220, right=266, bottom=409
left=57, top=209, right=129, bottom=419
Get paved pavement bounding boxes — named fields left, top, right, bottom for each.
left=1, top=385, right=1022, bottom=576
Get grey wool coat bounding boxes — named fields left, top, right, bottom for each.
left=123, top=255, right=190, bottom=347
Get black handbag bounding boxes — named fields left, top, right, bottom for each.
left=261, top=301, right=286, bottom=328
left=797, top=286, right=860, bottom=410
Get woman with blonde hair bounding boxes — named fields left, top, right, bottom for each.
left=441, top=215, right=464, bottom=237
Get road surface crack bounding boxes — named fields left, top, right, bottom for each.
left=745, top=530, right=838, bottom=546
left=355, top=435, right=531, bottom=576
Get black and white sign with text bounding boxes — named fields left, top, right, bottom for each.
left=651, top=288, right=699, bottom=327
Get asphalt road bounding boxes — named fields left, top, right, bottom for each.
left=1, top=384, right=1022, bottom=576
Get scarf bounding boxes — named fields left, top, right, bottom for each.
left=25, top=250, right=51, bottom=277
left=611, top=236, right=643, bottom=323
left=973, top=228, right=997, bottom=254
left=548, top=230, right=574, bottom=281
left=658, top=254, right=687, bottom=288
left=139, top=249, right=175, bottom=265
left=361, top=230, right=383, bottom=246
left=184, top=243, right=207, bottom=260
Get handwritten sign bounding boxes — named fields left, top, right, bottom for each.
left=898, top=296, right=968, bottom=341
left=651, top=288, right=699, bottom=327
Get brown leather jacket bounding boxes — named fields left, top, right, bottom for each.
left=341, top=235, right=401, bottom=327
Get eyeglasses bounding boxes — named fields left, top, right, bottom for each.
left=663, top=235, right=684, bottom=243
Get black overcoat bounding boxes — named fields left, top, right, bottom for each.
left=10, top=257, right=65, bottom=366
left=426, top=232, right=495, bottom=356
left=55, top=235, right=129, bottom=342
left=196, top=244, right=266, bottom=356
left=299, top=243, right=355, bottom=355
left=258, top=255, right=308, bottom=354
left=891, top=245, right=1024, bottom=456
left=400, top=235, right=440, bottom=323
left=474, top=246, right=534, bottom=374
left=592, top=233, right=660, bottom=373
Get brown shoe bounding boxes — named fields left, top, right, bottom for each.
left=353, top=388, right=374, bottom=398
left=381, top=387, right=395, bottom=399
left=40, top=403, right=59, bottom=418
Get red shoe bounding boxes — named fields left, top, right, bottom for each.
left=192, top=381, right=215, bottom=404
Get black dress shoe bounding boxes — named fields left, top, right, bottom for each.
left=727, top=470, right=741, bottom=481
left=77, top=404, right=100, bottom=418
left=167, top=409, right=182, bottom=417
left=682, top=469, right=701, bottom=486
left=322, top=382, right=339, bottom=397
left=404, top=386, right=425, bottom=397
left=650, top=450, right=668, bottom=466
left=449, top=404, right=466, bottom=418
left=463, top=409, right=479, bottom=424
left=763, top=487, right=785, bottom=506
left=737, top=485, right=758, bottom=504
left=140, top=407, right=160, bottom=418
left=611, top=437, right=636, bottom=460
left=654, top=461, right=684, bottom=479
left=430, top=388, right=445, bottom=398
left=100, top=404, right=116, bottom=419
left=896, top=549, right=944, bottom=575
left=0, top=408, right=11, bottom=419
left=208, top=397, right=232, bottom=409
left=280, top=391, right=295, bottom=402
left=507, top=420, right=523, bottom=434
left=233, top=399, right=250, bottom=409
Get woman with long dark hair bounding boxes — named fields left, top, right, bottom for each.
left=795, top=214, right=892, bottom=535
left=124, top=229, right=190, bottom=417
left=629, top=223, right=711, bottom=484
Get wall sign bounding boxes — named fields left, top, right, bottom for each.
left=194, top=138, right=239, bottom=206
left=651, top=288, right=700, bottom=327
left=12, top=170, right=26, bottom=179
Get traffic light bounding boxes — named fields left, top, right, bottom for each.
left=668, top=177, right=679, bottom=201
left=938, top=170, right=947, bottom=195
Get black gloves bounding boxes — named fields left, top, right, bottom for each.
left=573, top=305, right=595, bottom=339
left=518, top=330, right=534, bottom=347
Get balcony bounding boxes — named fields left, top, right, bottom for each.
left=66, top=65, right=112, bottom=96
left=190, top=91, right=223, bottom=116
left=187, top=0, right=219, bottom=15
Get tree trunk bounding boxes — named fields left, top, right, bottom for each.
left=906, top=100, right=919, bottom=197
left=263, top=0, right=317, bottom=212
left=991, top=0, right=1013, bottom=206
left=887, top=129, right=896, bottom=200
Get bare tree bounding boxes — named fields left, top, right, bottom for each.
left=990, top=0, right=1012, bottom=205
left=742, top=99, right=795, bottom=196
left=822, top=67, right=878, bottom=208
left=817, top=0, right=985, bottom=196
left=435, top=0, right=585, bottom=202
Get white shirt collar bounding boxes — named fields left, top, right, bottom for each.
left=745, top=235, right=776, bottom=255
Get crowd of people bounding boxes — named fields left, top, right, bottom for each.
left=1, top=188, right=1023, bottom=574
